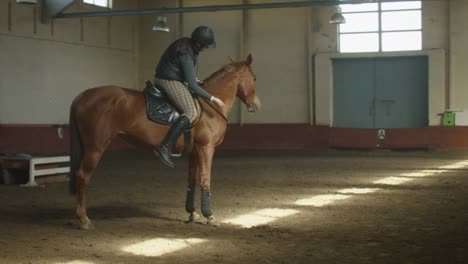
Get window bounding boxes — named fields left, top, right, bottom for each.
left=83, top=0, right=111, bottom=8
left=339, top=1, right=421, bottom=53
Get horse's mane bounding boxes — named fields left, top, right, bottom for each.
left=203, top=61, right=245, bottom=86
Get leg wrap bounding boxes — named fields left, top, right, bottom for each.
left=201, top=189, right=213, bottom=217
left=185, top=186, right=196, bottom=213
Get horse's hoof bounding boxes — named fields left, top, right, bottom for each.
left=187, top=212, right=205, bottom=224
left=206, top=216, right=220, bottom=227
left=80, top=221, right=94, bottom=230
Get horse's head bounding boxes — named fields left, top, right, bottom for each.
left=236, top=54, right=261, bottom=113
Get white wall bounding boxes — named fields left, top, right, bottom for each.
left=182, top=0, right=243, bottom=123
left=245, top=3, right=308, bottom=123
left=449, top=0, right=468, bottom=110
left=137, top=0, right=180, bottom=93
left=139, top=1, right=456, bottom=126
left=2, top=0, right=466, bottom=127
left=0, top=0, right=138, bottom=124
left=137, top=0, right=245, bottom=123
left=139, top=0, right=311, bottom=124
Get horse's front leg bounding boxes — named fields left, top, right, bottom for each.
left=186, top=148, right=203, bottom=224
left=195, top=144, right=219, bottom=226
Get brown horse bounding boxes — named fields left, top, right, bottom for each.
left=69, top=54, right=260, bottom=229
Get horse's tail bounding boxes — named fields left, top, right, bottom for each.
left=69, top=100, right=83, bottom=195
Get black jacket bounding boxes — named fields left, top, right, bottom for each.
left=155, top=37, right=212, bottom=100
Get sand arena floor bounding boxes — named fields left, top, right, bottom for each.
left=1, top=149, right=468, bottom=264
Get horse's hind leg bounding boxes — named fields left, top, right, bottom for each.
left=75, top=149, right=104, bottom=230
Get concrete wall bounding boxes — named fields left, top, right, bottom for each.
left=246, top=1, right=309, bottom=124
left=1, top=0, right=466, bottom=127
left=138, top=0, right=458, bottom=126
left=1, top=0, right=468, bottom=152
left=138, top=0, right=179, bottom=94
left=138, top=0, right=245, bottom=124
left=139, top=0, right=312, bottom=124
left=182, top=0, right=244, bottom=123
left=0, top=0, right=138, bottom=124
left=449, top=0, right=468, bottom=111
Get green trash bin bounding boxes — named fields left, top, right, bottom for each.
left=442, top=112, right=455, bottom=126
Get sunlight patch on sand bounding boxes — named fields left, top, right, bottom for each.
left=55, top=261, right=95, bottom=264
left=400, top=169, right=447, bottom=178
left=373, top=176, right=413, bottom=185
left=294, top=194, right=351, bottom=207
left=222, top=208, right=299, bottom=228
left=122, top=238, right=207, bottom=257
left=337, top=188, right=381, bottom=194
left=439, top=161, right=468, bottom=169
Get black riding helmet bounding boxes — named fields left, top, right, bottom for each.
left=191, top=26, right=216, bottom=49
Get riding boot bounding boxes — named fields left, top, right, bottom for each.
left=154, top=115, right=191, bottom=168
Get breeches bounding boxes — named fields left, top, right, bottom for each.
left=155, top=79, right=197, bottom=123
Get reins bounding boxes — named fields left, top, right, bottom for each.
left=199, top=96, right=228, bottom=122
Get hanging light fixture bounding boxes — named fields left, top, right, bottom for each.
left=153, top=16, right=170, bottom=32
left=330, top=7, right=346, bottom=24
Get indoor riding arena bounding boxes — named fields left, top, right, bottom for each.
left=1, top=1, right=468, bottom=264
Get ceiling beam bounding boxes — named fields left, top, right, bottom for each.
left=54, top=0, right=422, bottom=19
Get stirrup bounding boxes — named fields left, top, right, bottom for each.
left=170, top=152, right=182, bottom=158
left=154, top=146, right=175, bottom=168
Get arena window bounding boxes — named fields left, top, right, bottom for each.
left=338, top=1, right=422, bottom=53
left=83, top=0, right=112, bottom=8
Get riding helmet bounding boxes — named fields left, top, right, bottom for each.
left=191, top=26, right=216, bottom=49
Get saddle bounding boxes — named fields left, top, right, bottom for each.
left=143, top=80, right=202, bottom=156
left=143, top=80, right=181, bottom=125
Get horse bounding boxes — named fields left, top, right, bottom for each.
left=69, top=54, right=260, bottom=229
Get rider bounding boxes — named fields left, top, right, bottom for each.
left=153, top=25, right=225, bottom=168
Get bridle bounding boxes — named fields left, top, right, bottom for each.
left=198, top=65, right=256, bottom=123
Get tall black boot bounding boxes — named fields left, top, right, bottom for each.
left=154, top=115, right=191, bottom=168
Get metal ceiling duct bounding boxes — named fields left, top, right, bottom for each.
left=41, top=0, right=75, bottom=23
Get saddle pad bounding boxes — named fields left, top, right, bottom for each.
left=143, top=87, right=180, bottom=125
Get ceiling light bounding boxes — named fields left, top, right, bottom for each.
left=330, top=7, right=346, bottom=24
left=153, top=16, right=170, bottom=32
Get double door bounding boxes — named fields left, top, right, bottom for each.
left=333, top=56, right=428, bottom=128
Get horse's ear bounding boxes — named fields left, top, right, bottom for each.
left=228, top=56, right=235, bottom=63
left=245, top=54, right=253, bottom=66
